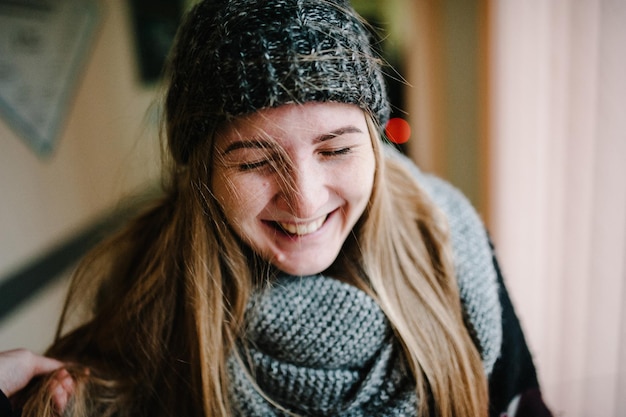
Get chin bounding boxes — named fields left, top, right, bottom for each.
left=274, top=258, right=335, bottom=277
left=277, top=265, right=328, bottom=277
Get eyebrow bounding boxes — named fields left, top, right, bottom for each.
left=222, top=125, right=364, bottom=155
left=316, top=126, right=363, bottom=142
left=222, top=139, right=276, bottom=155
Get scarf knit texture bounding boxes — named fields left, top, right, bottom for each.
left=227, top=149, right=502, bottom=416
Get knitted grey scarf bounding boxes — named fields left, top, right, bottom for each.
left=227, top=150, right=502, bottom=416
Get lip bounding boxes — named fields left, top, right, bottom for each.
left=263, top=210, right=335, bottom=238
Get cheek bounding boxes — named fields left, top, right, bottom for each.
left=213, top=173, right=272, bottom=224
left=342, top=154, right=375, bottom=202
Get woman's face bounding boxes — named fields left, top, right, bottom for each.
left=211, top=102, right=376, bottom=276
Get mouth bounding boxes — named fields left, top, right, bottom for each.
left=271, top=214, right=329, bottom=237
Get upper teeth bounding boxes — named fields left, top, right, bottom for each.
left=278, top=216, right=326, bottom=236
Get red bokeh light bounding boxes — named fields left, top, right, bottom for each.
left=385, top=118, right=411, bottom=144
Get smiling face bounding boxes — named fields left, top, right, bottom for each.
left=211, top=102, right=376, bottom=276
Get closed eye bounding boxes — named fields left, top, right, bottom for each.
left=239, top=159, right=270, bottom=171
left=320, top=147, right=352, bottom=157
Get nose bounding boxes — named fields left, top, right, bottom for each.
left=276, top=161, right=329, bottom=219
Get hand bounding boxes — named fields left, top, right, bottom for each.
left=0, top=348, right=74, bottom=411
left=0, top=349, right=63, bottom=397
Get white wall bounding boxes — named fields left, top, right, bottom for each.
left=0, top=1, right=161, bottom=351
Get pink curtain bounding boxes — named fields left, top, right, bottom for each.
left=489, top=1, right=626, bottom=415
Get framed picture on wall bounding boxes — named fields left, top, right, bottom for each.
left=0, top=0, right=100, bottom=157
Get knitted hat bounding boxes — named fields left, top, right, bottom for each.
left=165, top=0, right=390, bottom=164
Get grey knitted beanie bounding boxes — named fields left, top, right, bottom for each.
left=165, top=0, right=390, bottom=164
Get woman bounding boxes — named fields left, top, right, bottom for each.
left=4, top=0, right=551, bottom=416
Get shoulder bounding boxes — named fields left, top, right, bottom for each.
left=384, top=145, right=502, bottom=375
left=384, top=146, right=553, bottom=416
left=383, top=145, right=486, bottom=241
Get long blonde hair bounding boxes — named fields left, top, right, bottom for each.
left=361, top=118, right=489, bottom=416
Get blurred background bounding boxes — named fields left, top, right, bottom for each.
left=0, top=0, right=624, bottom=415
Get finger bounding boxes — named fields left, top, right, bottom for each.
left=51, top=380, right=69, bottom=413
left=58, top=371, right=75, bottom=394
left=30, top=355, right=65, bottom=377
